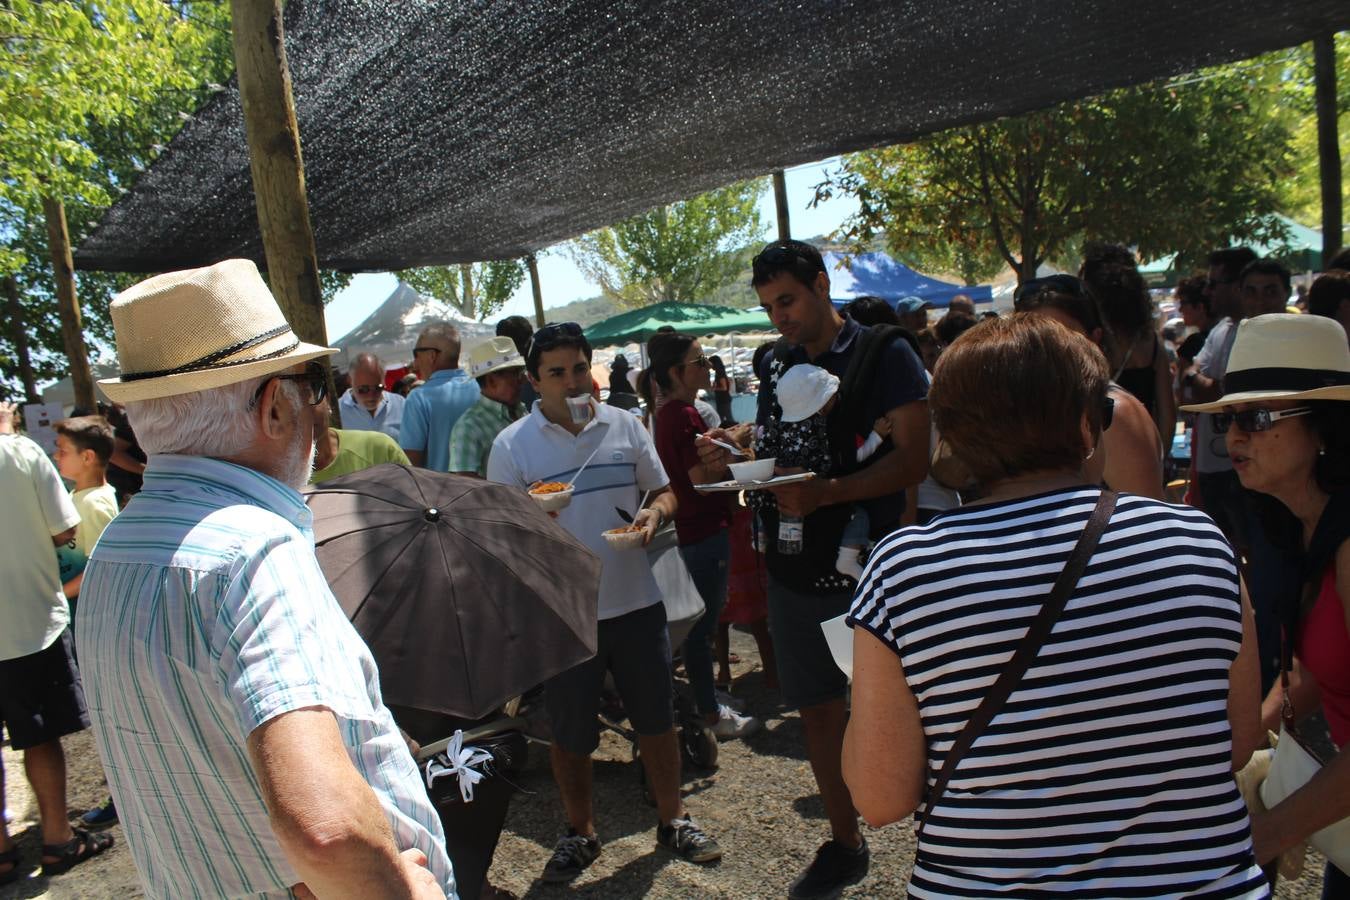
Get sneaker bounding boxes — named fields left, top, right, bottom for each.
left=540, top=829, right=600, bottom=883
left=81, top=799, right=118, bottom=829
left=711, top=704, right=760, bottom=740
left=656, top=815, right=722, bottom=863
left=788, top=838, right=869, bottom=899
left=715, top=689, right=746, bottom=713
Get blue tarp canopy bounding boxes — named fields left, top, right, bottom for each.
left=823, top=252, right=992, bottom=309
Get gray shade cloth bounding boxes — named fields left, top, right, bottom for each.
left=305, top=463, right=600, bottom=720
left=75, top=0, right=1349, bottom=273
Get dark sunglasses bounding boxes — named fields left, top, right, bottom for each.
left=1212, top=406, right=1311, bottom=434
left=527, top=322, right=584, bottom=356
left=412, top=345, right=440, bottom=356
left=752, top=241, right=824, bottom=273
left=354, top=384, right=384, bottom=396
left=1013, top=274, right=1086, bottom=306
left=251, top=361, right=328, bottom=409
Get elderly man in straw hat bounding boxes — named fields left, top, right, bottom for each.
left=448, top=337, right=528, bottom=478
left=74, top=260, right=454, bottom=899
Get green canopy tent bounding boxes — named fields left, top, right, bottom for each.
left=584, top=301, right=772, bottom=348
left=1140, top=214, right=1326, bottom=287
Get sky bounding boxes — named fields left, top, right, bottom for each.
left=322, top=156, right=862, bottom=340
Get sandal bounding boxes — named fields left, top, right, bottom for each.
left=0, top=845, right=21, bottom=886
left=40, top=828, right=114, bottom=877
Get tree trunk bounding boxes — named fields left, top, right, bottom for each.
left=3, top=275, right=41, bottom=403
left=526, top=253, right=545, bottom=327
left=772, top=170, right=791, bottom=240
left=458, top=263, right=475, bottom=320
left=230, top=0, right=327, bottom=352
left=41, top=195, right=95, bottom=411
left=1314, top=33, right=1343, bottom=264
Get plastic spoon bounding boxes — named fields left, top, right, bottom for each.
left=567, top=444, right=603, bottom=488
left=700, top=433, right=748, bottom=457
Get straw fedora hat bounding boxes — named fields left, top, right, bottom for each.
left=99, top=259, right=335, bottom=403
left=1182, top=313, right=1350, bottom=413
left=466, top=336, right=525, bottom=380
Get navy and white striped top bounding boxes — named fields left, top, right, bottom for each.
left=849, top=487, right=1268, bottom=899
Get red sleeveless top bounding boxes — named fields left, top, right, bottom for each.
left=1298, top=565, right=1350, bottom=748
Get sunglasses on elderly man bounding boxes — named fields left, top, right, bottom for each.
left=250, top=361, right=328, bottom=409
left=1212, top=406, right=1312, bottom=434
left=353, top=384, right=384, bottom=396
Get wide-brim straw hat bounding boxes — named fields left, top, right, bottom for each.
left=99, top=259, right=335, bottom=402
left=467, top=336, right=526, bottom=380
left=1182, top=313, right=1350, bottom=413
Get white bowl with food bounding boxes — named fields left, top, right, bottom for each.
left=602, top=525, right=647, bottom=550
left=728, top=457, right=775, bottom=483
left=528, top=481, right=574, bottom=512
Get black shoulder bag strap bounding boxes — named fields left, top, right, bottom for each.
left=916, top=489, right=1118, bottom=838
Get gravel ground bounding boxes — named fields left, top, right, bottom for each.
left=1, top=628, right=1329, bottom=898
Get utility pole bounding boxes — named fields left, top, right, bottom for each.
left=41, top=196, right=95, bottom=410
left=230, top=0, right=328, bottom=350
left=1313, top=33, right=1343, bottom=263
left=772, top=170, right=791, bottom=241
left=526, top=253, right=546, bottom=327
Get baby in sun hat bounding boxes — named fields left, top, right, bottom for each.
left=772, top=363, right=891, bottom=579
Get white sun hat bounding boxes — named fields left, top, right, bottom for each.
left=777, top=364, right=840, bottom=423
left=1181, top=314, right=1350, bottom=413
left=98, top=259, right=335, bottom=403
left=467, top=336, right=526, bottom=379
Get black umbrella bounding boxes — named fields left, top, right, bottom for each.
left=305, top=464, right=600, bottom=720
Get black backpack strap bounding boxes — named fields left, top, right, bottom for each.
left=831, top=324, right=918, bottom=461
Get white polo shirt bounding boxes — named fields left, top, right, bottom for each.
left=487, top=402, right=668, bottom=620
left=0, top=434, right=81, bottom=660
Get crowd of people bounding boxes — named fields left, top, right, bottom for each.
left=0, top=237, right=1348, bottom=899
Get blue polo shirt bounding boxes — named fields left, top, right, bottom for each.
left=399, top=367, right=480, bottom=472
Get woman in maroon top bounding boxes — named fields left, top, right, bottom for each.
left=650, top=332, right=760, bottom=740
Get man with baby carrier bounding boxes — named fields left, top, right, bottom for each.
left=698, top=239, right=930, bottom=899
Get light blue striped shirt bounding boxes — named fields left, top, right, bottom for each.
left=75, top=455, right=456, bottom=899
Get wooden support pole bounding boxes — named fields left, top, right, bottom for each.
left=1314, top=33, right=1343, bottom=264
left=772, top=170, right=791, bottom=241
left=41, top=196, right=95, bottom=411
left=526, top=253, right=546, bottom=327
left=230, top=0, right=327, bottom=350
left=3, top=275, right=41, bottom=403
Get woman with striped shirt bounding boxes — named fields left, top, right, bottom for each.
left=843, top=314, right=1268, bottom=897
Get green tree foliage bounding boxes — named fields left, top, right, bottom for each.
left=395, top=260, right=526, bottom=321
left=568, top=180, right=766, bottom=308
left=817, top=59, right=1297, bottom=283
left=1, top=1, right=235, bottom=399
left=1267, top=35, right=1348, bottom=239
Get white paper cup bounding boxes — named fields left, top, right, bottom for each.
left=820, top=613, right=853, bottom=680
left=528, top=485, right=573, bottom=512
left=566, top=395, right=593, bottom=424
left=728, top=457, right=774, bottom=482
left=602, top=528, right=646, bottom=550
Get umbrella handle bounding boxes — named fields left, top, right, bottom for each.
left=414, top=716, right=530, bottom=761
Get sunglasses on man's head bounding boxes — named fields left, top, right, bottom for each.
left=251, top=361, right=328, bottom=409
left=527, top=321, right=584, bottom=356
left=752, top=241, right=824, bottom=273
left=354, top=384, right=384, bottom=396
left=1212, top=406, right=1312, bottom=434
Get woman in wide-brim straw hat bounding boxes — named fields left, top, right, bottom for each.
left=1183, top=313, right=1350, bottom=890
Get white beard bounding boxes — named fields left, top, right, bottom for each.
left=279, top=433, right=317, bottom=491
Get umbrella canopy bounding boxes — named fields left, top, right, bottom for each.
left=585, top=301, right=773, bottom=347
left=305, top=464, right=601, bottom=720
